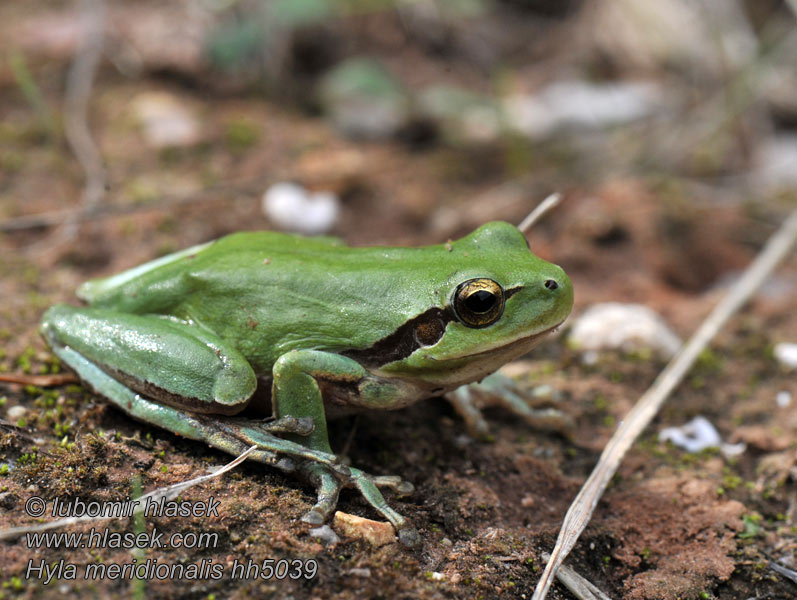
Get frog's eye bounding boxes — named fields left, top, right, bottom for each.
left=452, top=278, right=505, bottom=328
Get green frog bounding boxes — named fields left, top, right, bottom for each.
left=41, top=221, right=573, bottom=545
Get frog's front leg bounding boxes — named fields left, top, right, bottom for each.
left=446, top=372, right=575, bottom=440
left=269, top=350, right=418, bottom=546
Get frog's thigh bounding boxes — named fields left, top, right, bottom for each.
left=272, top=350, right=369, bottom=455
left=41, top=304, right=256, bottom=414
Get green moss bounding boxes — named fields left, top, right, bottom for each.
left=593, top=394, right=608, bottom=411
left=722, top=474, right=743, bottom=490
left=739, top=513, right=762, bottom=539
left=226, top=118, right=259, bottom=150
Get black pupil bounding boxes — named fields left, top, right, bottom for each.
left=465, top=290, right=496, bottom=313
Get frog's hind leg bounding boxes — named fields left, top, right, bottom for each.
left=446, top=372, right=574, bottom=440
left=41, top=305, right=335, bottom=469
left=41, top=305, right=259, bottom=416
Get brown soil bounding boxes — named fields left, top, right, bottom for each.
left=1, top=2, right=796, bottom=599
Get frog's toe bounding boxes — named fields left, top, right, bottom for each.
left=447, top=373, right=575, bottom=438
left=371, top=475, right=414, bottom=494
left=300, top=463, right=342, bottom=525
left=262, top=415, right=315, bottom=436
left=299, top=460, right=418, bottom=546
left=445, top=386, right=492, bottom=440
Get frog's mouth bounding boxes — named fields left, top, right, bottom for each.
left=456, top=321, right=564, bottom=361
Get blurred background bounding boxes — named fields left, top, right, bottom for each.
left=2, top=0, right=796, bottom=340
left=1, top=1, right=796, bottom=598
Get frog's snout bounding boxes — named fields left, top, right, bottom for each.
left=539, top=267, right=574, bottom=318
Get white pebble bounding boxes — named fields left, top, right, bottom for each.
left=776, top=390, right=792, bottom=408
left=774, top=343, right=797, bottom=370
left=262, top=182, right=339, bottom=235
left=568, top=303, right=682, bottom=358
left=659, top=416, right=721, bottom=453
left=347, top=568, right=372, bottom=578
left=503, top=80, right=661, bottom=139
left=130, top=92, right=201, bottom=148
left=720, top=442, right=747, bottom=458
left=7, top=405, right=27, bottom=421
left=308, top=524, right=340, bottom=546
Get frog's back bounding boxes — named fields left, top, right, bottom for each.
left=75, top=224, right=535, bottom=373
left=77, top=232, right=345, bottom=307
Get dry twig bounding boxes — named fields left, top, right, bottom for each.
left=0, top=373, right=79, bottom=387
left=541, top=552, right=613, bottom=600
left=64, top=0, right=107, bottom=214
left=518, top=193, right=561, bottom=234
left=532, top=210, right=797, bottom=599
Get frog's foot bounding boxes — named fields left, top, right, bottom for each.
left=299, top=461, right=419, bottom=547
left=446, top=372, right=574, bottom=440
left=209, top=418, right=419, bottom=546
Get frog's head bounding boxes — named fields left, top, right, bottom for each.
left=381, top=221, right=573, bottom=388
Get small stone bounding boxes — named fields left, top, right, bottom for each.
left=333, top=511, right=396, bottom=547
left=262, top=182, right=339, bottom=235
left=774, top=342, right=797, bottom=370
left=131, top=92, right=201, bottom=149
left=417, top=85, right=499, bottom=143
left=308, top=524, right=340, bottom=546
left=720, top=442, right=747, bottom=458
left=754, top=136, right=797, bottom=191
left=659, top=416, right=721, bottom=453
left=568, top=303, right=682, bottom=359
left=347, top=568, right=371, bottom=578
left=503, top=80, right=661, bottom=140
left=520, top=494, right=535, bottom=508
left=7, top=405, right=27, bottom=421
left=776, top=391, right=792, bottom=408
left=429, top=572, right=445, bottom=581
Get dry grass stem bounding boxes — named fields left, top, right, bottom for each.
left=518, top=193, right=561, bottom=234
left=541, top=552, right=614, bottom=600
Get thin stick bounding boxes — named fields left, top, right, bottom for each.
left=24, top=0, right=106, bottom=252
left=0, top=445, right=257, bottom=540
left=518, top=193, right=561, bottom=234
left=541, top=553, right=614, bottom=600
left=0, top=176, right=271, bottom=234
left=64, top=0, right=106, bottom=214
left=532, top=209, right=797, bottom=600
left=0, top=373, right=79, bottom=387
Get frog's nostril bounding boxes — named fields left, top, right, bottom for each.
left=544, top=279, right=559, bottom=291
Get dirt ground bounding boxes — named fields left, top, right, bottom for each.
left=1, top=1, right=796, bottom=599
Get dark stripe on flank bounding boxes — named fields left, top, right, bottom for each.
left=343, top=307, right=452, bottom=368
left=101, top=365, right=245, bottom=416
